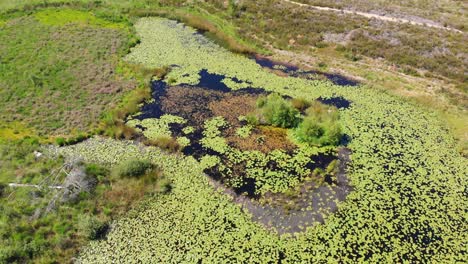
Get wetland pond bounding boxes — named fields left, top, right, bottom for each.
left=130, top=68, right=353, bottom=234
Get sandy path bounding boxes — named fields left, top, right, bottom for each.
left=282, top=0, right=463, bottom=33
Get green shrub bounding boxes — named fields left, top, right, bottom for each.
left=245, top=114, right=259, bottom=126
left=256, top=93, right=299, bottom=128
left=291, top=97, right=311, bottom=111
left=55, top=137, right=66, bottom=146
left=112, top=159, right=153, bottom=178
left=85, top=164, right=109, bottom=182
left=77, top=215, right=108, bottom=240
left=294, top=102, right=342, bottom=146
left=295, top=116, right=342, bottom=146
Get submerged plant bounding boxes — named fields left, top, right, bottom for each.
left=236, top=125, right=253, bottom=138
left=126, top=115, right=186, bottom=140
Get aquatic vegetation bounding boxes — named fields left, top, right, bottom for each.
left=176, top=136, right=191, bottom=148
left=199, top=117, right=230, bottom=154
left=182, top=126, right=195, bottom=135
left=235, top=125, right=253, bottom=138
left=199, top=116, right=335, bottom=195
left=126, top=115, right=186, bottom=140
left=124, top=17, right=341, bottom=97
left=0, top=14, right=446, bottom=262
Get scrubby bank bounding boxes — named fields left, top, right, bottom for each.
left=55, top=18, right=468, bottom=262
left=0, top=138, right=165, bottom=263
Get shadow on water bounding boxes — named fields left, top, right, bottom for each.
left=253, top=55, right=360, bottom=87
left=317, top=96, right=351, bottom=109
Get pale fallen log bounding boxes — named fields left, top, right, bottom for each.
left=8, top=183, right=64, bottom=189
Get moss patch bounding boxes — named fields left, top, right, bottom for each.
left=34, top=9, right=126, bottom=29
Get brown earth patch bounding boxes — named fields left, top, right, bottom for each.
left=227, top=126, right=296, bottom=153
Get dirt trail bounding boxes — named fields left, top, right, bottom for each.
left=282, top=0, right=463, bottom=33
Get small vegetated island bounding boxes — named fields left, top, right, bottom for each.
left=0, top=9, right=466, bottom=264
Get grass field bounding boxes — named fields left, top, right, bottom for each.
left=0, top=10, right=137, bottom=137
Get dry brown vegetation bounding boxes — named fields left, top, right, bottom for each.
left=228, top=126, right=297, bottom=153
left=143, top=136, right=182, bottom=153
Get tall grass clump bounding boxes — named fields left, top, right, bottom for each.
left=99, top=85, right=150, bottom=139
left=295, top=102, right=342, bottom=146
left=256, top=93, right=300, bottom=128
left=143, top=136, right=182, bottom=153
left=112, top=159, right=154, bottom=178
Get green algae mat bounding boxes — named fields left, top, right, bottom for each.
left=53, top=18, right=467, bottom=262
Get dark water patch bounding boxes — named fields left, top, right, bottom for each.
left=93, top=223, right=110, bottom=240
left=234, top=178, right=258, bottom=198
left=252, top=55, right=360, bottom=87
left=133, top=80, right=167, bottom=120
left=340, top=134, right=352, bottom=146
left=197, top=69, right=232, bottom=92
left=322, top=73, right=359, bottom=86
left=253, top=54, right=299, bottom=72
left=182, top=130, right=220, bottom=159
left=196, top=69, right=262, bottom=92
left=317, top=96, right=351, bottom=109
left=231, top=76, right=249, bottom=84
left=306, top=152, right=337, bottom=171
left=134, top=124, right=146, bottom=131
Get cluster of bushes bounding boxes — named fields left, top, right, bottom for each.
left=217, top=0, right=466, bottom=86
left=249, top=94, right=342, bottom=146
left=295, top=102, right=342, bottom=146
left=55, top=134, right=89, bottom=146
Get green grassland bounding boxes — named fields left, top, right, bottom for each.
left=0, top=9, right=137, bottom=137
